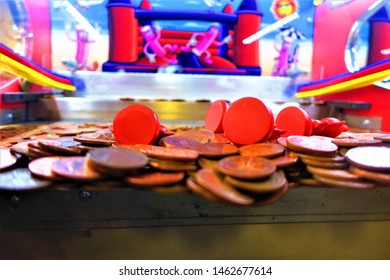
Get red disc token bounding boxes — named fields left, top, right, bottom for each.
left=222, top=97, right=274, bottom=146
left=275, top=106, right=313, bottom=137
left=204, top=100, right=229, bottom=133
left=113, top=104, right=160, bottom=145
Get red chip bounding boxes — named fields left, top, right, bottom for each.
left=113, top=104, right=160, bottom=145
left=222, top=97, right=274, bottom=146
left=275, top=106, right=313, bottom=137
left=204, top=100, right=229, bottom=133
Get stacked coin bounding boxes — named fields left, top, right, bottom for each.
left=285, top=135, right=390, bottom=189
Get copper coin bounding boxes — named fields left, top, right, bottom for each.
left=331, top=138, right=382, bottom=147
left=269, top=151, right=299, bottom=168
left=225, top=170, right=287, bottom=194
left=173, top=129, right=214, bottom=144
left=73, top=136, right=115, bottom=146
left=298, top=153, right=346, bottom=163
left=148, top=156, right=197, bottom=166
left=195, top=168, right=255, bottom=205
left=55, top=130, right=82, bottom=136
left=345, top=146, right=390, bottom=172
left=11, top=140, right=61, bottom=157
left=253, top=181, right=289, bottom=206
left=306, top=165, right=360, bottom=181
left=133, top=144, right=199, bottom=161
left=313, top=174, right=375, bottom=189
left=28, top=156, right=64, bottom=180
left=298, top=178, right=321, bottom=186
left=373, top=134, right=390, bottom=143
left=210, top=133, right=231, bottom=144
left=87, top=147, right=148, bottom=171
left=277, top=137, right=288, bottom=147
left=28, top=146, right=56, bottom=158
left=186, top=176, right=226, bottom=204
left=198, top=157, right=220, bottom=170
left=0, top=168, right=52, bottom=191
left=286, top=136, right=338, bottom=156
left=0, top=148, right=18, bottom=170
left=218, top=155, right=276, bottom=180
left=38, top=141, right=82, bottom=155
left=159, top=136, right=201, bottom=149
left=239, top=143, right=285, bottom=158
left=127, top=171, right=185, bottom=187
left=149, top=161, right=198, bottom=172
left=349, top=165, right=390, bottom=184
left=301, top=158, right=348, bottom=169
left=51, top=156, right=103, bottom=181
left=193, top=143, right=239, bottom=158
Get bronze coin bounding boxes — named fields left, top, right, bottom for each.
left=286, top=136, right=338, bottom=156
left=11, top=140, right=61, bottom=157
left=277, top=137, right=288, bottom=147
left=0, top=168, right=52, bottom=191
left=133, top=144, right=199, bottom=161
left=173, top=129, right=214, bottom=144
left=345, top=146, right=390, bottom=172
left=159, top=136, right=201, bottom=149
left=331, top=138, right=382, bottom=147
left=193, top=143, right=239, bottom=158
left=28, top=156, right=64, bottom=180
left=28, top=146, right=56, bottom=158
left=87, top=147, right=148, bottom=171
left=38, top=141, right=82, bottom=155
left=339, top=148, right=350, bottom=157
left=127, top=171, right=185, bottom=187
left=313, top=174, right=375, bottom=189
left=195, top=168, right=255, bottom=205
left=55, top=130, right=82, bottom=136
left=149, top=161, right=198, bottom=172
left=51, top=156, right=103, bottom=181
left=349, top=165, right=390, bottom=184
left=225, top=170, right=287, bottom=194
left=218, top=155, right=276, bottom=180
left=239, top=143, right=285, bottom=158
left=373, top=134, right=390, bottom=143
left=198, top=157, right=220, bottom=170
left=253, top=181, right=289, bottom=206
left=73, top=136, right=115, bottom=146
left=301, top=158, right=349, bottom=169
left=148, top=156, right=197, bottom=166
left=297, top=178, right=321, bottom=186
left=0, top=148, right=18, bottom=170
left=269, top=151, right=299, bottom=168
left=306, top=165, right=360, bottom=181
left=186, top=176, right=226, bottom=204
left=298, top=153, right=346, bottom=163
left=210, top=133, right=231, bottom=144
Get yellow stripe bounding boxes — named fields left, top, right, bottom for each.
left=0, top=53, right=76, bottom=91
left=295, top=69, right=390, bottom=98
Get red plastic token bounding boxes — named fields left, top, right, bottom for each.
left=275, top=106, right=313, bottom=137
left=204, top=100, right=229, bottom=133
left=222, top=97, right=274, bottom=146
left=113, top=104, right=160, bottom=145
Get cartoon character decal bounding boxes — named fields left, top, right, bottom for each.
left=141, top=25, right=178, bottom=64
left=271, top=0, right=298, bottom=19
left=181, top=25, right=231, bottom=64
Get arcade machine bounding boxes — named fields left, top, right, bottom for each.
left=0, top=0, right=389, bottom=260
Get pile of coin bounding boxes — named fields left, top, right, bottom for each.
left=1, top=120, right=389, bottom=206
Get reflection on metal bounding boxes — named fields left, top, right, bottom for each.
left=344, top=0, right=387, bottom=72
left=63, top=71, right=296, bottom=102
